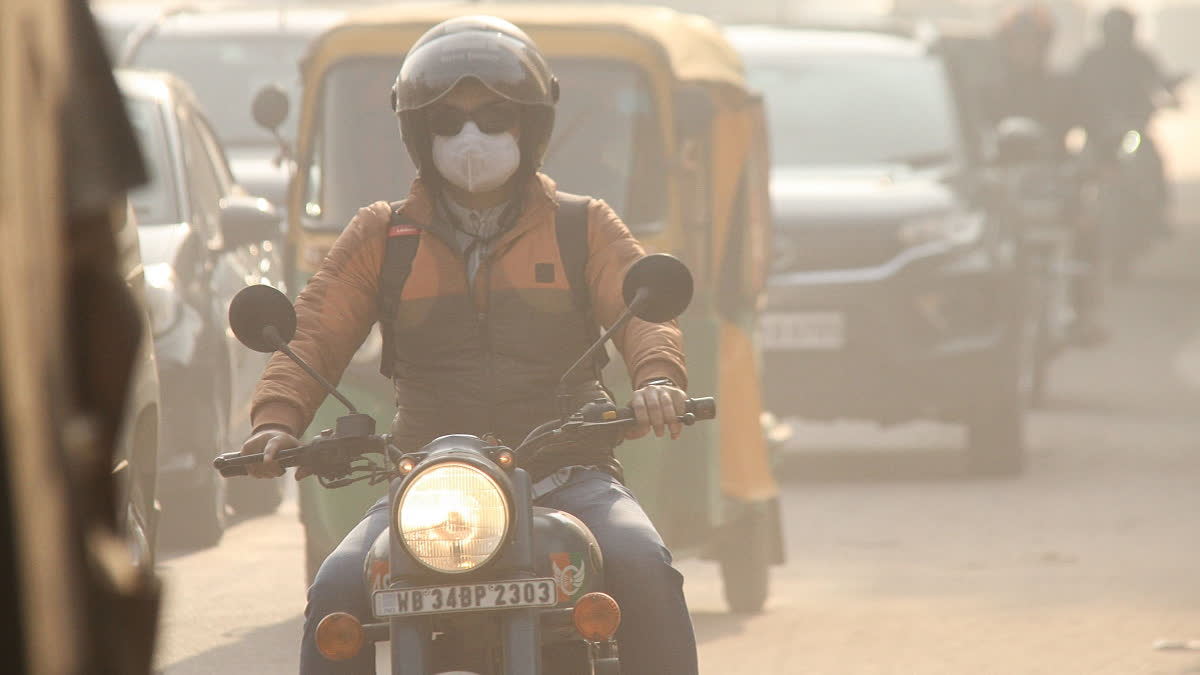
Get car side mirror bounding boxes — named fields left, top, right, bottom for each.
left=220, top=195, right=281, bottom=249
left=252, top=84, right=290, bottom=132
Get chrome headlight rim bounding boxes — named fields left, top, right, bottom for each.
left=394, top=456, right=513, bottom=575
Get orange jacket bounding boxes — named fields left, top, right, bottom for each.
left=251, top=173, right=686, bottom=439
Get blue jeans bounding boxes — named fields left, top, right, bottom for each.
left=300, top=469, right=699, bottom=675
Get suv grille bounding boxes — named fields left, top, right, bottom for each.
left=772, top=223, right=904, bottom=273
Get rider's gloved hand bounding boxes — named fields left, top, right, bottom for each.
left=240, top=426, right=302, bottom=479
left=628, top=381, right=687, bottom=441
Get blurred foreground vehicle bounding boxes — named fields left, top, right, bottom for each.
left=253, top=2, right=783, bottom=613
left=113, top=198, right=164, bottom=569
left=2, top=0, right=161, bottom=670
left=118, top=69, right=288, bottom=547
left=728, top=21, right=1030, bottom=476
left=96, top=2, right=350, bottom=212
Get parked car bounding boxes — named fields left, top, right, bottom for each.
left=97, top=3, right=350, bottom=213
left=118, top=69, right=288, bottom=547
left=113, top=197, right=162, bottom=570
left=727, top=22, right=1030, bottom=475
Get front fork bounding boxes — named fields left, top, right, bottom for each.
left=386, top=469, right=543, bottom=674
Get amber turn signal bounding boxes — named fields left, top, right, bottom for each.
left=572, top=592, right=621, bottom=642
left=315, top=612, right=365, bottom=661
left=398, top=457, right=416, bottom=474
left=496, top=450, right=515, bottom=469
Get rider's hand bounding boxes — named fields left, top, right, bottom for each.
left=240, top=427, right=301, bottom=480
left=628, top=382, right=687, bottom=441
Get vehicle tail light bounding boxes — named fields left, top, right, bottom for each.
left=572, top=592, right=621, bottom=642
left=315, top=612, right=364, bottom=661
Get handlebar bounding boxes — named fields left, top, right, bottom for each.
left=213, top=397, right=717, bottom=479
left=613, top=397, right=717, bottom=424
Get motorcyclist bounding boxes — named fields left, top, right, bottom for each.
left=976, top=3, right=1073, bottom=144
left=977, top=4, right=1109, bottom=346
left=1072, top=6, right=1175, bottom=234
left=238, top=16, right=698, bottom=675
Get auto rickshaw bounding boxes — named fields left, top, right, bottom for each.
left=253, top=2, right=783, bottom=612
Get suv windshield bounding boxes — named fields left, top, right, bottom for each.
left=744, top=52, right=966, bottom=168
left=134, top=36, right=306, bottom=147
left=305, top=57, right=667, bottom=232
left=124, top=97, right=181, bottom=226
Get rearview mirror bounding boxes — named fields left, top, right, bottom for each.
left=252, top=84, right=290, bottom=132
left=622, top=253, right=694, bottom=323
left=229, top=284, right=297, bottom=353
left=220, top=195, right=281, bottom=249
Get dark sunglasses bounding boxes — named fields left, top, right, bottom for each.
left=427, top=101, right=521, bottom=137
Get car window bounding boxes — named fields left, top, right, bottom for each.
left=177, top=107, right=225, bottom=236
left=743, top=52, right=967, bottom=168
left=134, top=36, right=308, bottom=146
left=194, top=112, right=236, bottom=194
left=123, top=97, right=182, bottom=225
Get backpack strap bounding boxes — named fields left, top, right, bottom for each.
left=377, top=201, right=421, bottom=378
left=555, top=191, right=609, bottom=373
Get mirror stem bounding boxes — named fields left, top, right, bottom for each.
left=263, top=326, right=358, bottom=414
left=557, top=288, right=649, bottom=391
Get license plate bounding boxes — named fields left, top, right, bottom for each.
left=761, top=312, right=846, bottom=350
left=372, top=578, right=557, bottom=618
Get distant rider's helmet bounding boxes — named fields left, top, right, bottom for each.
left=996, top=3, right=1057, bottom=54
left=390, top=16, right=560, bottom=185
left=1101, top=6, right=1137, bottom=48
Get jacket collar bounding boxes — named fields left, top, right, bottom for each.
left=400, top=173, right=560, bottom=255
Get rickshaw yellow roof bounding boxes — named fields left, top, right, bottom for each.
left=319, top=3, right=746, bottom=88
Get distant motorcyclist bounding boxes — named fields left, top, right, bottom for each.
left=238, top=15, right=698, bottom=675
left=1072, top=6, right=1177, bottom=234
left=977, top=4, right=1109, bottom=346
left=977, top=3, right=1073, bottom=147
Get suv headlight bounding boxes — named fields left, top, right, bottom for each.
left=396, top=461, right=510, bottom=574
left=898, top=211, right=984, bottom=249
left=142, top=263, right=180, bottom=336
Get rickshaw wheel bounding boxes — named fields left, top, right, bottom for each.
left=719, top=511, right=770, bottom=614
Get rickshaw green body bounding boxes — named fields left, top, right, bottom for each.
left=287, top=3, right=783, bottom=606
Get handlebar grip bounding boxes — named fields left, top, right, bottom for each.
left=213, top=451, right=258, bottom=478
left=686, top=397, right=717, bottom=421
left=614, top=397, right=716, bottom=422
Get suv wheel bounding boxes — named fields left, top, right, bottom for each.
left=969, top=299, right=1027, bottom=473
left=966, top=345, right=1027, bottom=477
left=161, top=388, right=228, bottom=549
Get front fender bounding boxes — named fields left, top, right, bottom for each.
left=367, top=505, right=607, bottom=604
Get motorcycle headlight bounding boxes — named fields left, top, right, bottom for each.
left=898, top=211, right=984, bottom=249
left=396, top=461, right=510, bottom=574
left=142, top=263, right=180, bottom=337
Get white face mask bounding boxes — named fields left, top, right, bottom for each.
left=431, top=121, right=521, bottom=193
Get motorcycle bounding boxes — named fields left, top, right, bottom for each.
left=1078, top=71, right=1188, bottom=282
left=990, top=116, right=1079, bottom=406
left=213, top=253, right=716, bottom=674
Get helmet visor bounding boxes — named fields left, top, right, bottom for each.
left=394, top=30, right=557, bottom=112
